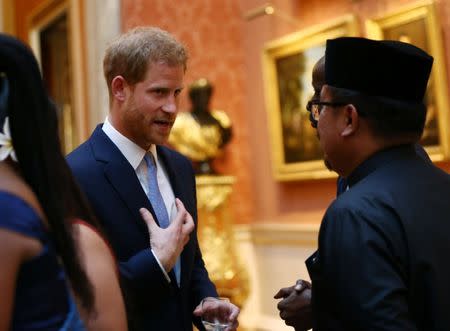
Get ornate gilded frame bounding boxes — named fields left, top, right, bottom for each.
left=262, top=15, right=359, bottom=181
left=366, top=0, right=450, bottom=161
left=27, top=0, right=89, bottom=154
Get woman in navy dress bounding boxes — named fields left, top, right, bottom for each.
left=0, top=34, right=126, bottom=331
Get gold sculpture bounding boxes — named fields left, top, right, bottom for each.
left=196, top=175, right=249, bottom=309
left=169, top=78, right=232, bottom=174
left=169, top=78, right=249, bottom=310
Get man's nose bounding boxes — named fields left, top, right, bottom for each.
left=162, top=96, right=177, bottom=113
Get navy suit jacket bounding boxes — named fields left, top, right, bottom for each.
left=67, top=125, right=217, bottom=331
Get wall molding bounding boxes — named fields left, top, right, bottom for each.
left=234, top=222, right=320, bottom=246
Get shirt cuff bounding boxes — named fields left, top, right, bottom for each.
left=151, top=249, right=171, bottom=283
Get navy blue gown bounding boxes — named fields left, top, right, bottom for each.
left=0, top=191, right=85, bottom=331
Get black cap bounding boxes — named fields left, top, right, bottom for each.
left=325, top=37, right=433, bottom=104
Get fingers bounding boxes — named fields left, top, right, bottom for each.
left=193, top=297, right=216, bottom=317
left=274, top=286, right=293, bottom=299
left=226, top=319, right=239, bottom=331
left=182, top=212, right=195, bottom=234
left=139, top=208, right=157, bottom=231
left=294, top=279, right=312, bottom=293
left=192, top=302, right=202, bottom=316
left=228, top=304, right=240, bottom=321
left=175, top=198, right=186, bottom=216
left=170, top=199, right=187, bottom=227
left=196, top=298, right=239, bottom=327
left=175, top=197, right=183, bottom=209
left=277, top=298, right=290, bottom=311
left=167, top=199, right=195, bottom=233
left=279, top=309, right=292, bottom=321
left=294, top=281, right=304, bottom=292
left=279, top=305, right=302, bottom=321
left=175, top=199, right=194, bottom=239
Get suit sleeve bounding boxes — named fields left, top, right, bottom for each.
left=118, top=249, right=173, bottom=299
left=191, top=234, right=219, bottom=330
left=187, top=173, right=218, bottom=329
left=316, top=199, right=417, bottom=330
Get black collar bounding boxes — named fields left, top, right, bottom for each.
left=347, top=144, right=417, bottom=188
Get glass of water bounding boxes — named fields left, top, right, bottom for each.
left=201, top=297, right=231, bottom=331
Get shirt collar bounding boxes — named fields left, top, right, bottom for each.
left=346, top=144, right=416, bottom=188
left=102, top=117, right=158, bottom=170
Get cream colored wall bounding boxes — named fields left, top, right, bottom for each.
left=234, top=224, right=318, bottom=331
left=84, top=0, right=120, bottom=130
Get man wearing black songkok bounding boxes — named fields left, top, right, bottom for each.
left=304, top=37, right=450, bottom=330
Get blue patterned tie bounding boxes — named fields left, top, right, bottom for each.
left=144, top=153, right=181, bottom=285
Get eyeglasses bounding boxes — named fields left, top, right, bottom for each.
left=306, top=100, right=347, bottom=122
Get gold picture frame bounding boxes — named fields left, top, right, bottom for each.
left=262, top=15, right=359, bottom=181
left=366, top=0, right=450, bottom=162
left=27, top=0, right=89, bottom=154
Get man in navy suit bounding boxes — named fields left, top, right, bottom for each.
left=67, top=26, right=239, bottom=331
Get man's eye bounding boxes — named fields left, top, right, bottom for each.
left=152, top=89, right=166, bottom=96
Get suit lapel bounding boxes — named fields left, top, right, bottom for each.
left=103, top=159, right=183, bottom=286
left=90, top=129, right=182, bottom=287
left=89, top=126, right=158, bottom=233
left=158, top=146, right=191, bottom=288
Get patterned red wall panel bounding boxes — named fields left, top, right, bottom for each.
left=122, top=0, right=450, bottom=225
left=122, top=0, right=255, bottom=224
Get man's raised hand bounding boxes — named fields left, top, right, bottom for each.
left=139, top=198, right=194, bottom=272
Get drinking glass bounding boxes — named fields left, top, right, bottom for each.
left=201, top=297, right=231, bottom=331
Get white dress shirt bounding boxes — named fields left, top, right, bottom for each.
left=102, top=117, right=175, bottom=283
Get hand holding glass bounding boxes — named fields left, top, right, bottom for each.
left=201, top=297, right=231, bottom=331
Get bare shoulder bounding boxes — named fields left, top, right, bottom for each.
left=73, top=222, right=103, bottom=246
left=73, top=222, right=115, bottom=263
left=73, top=222, right=127, bottom=331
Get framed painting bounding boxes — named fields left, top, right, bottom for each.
left=366, top=0, right=450, bottom=161
left=262, top=15, right=358, bottom=181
